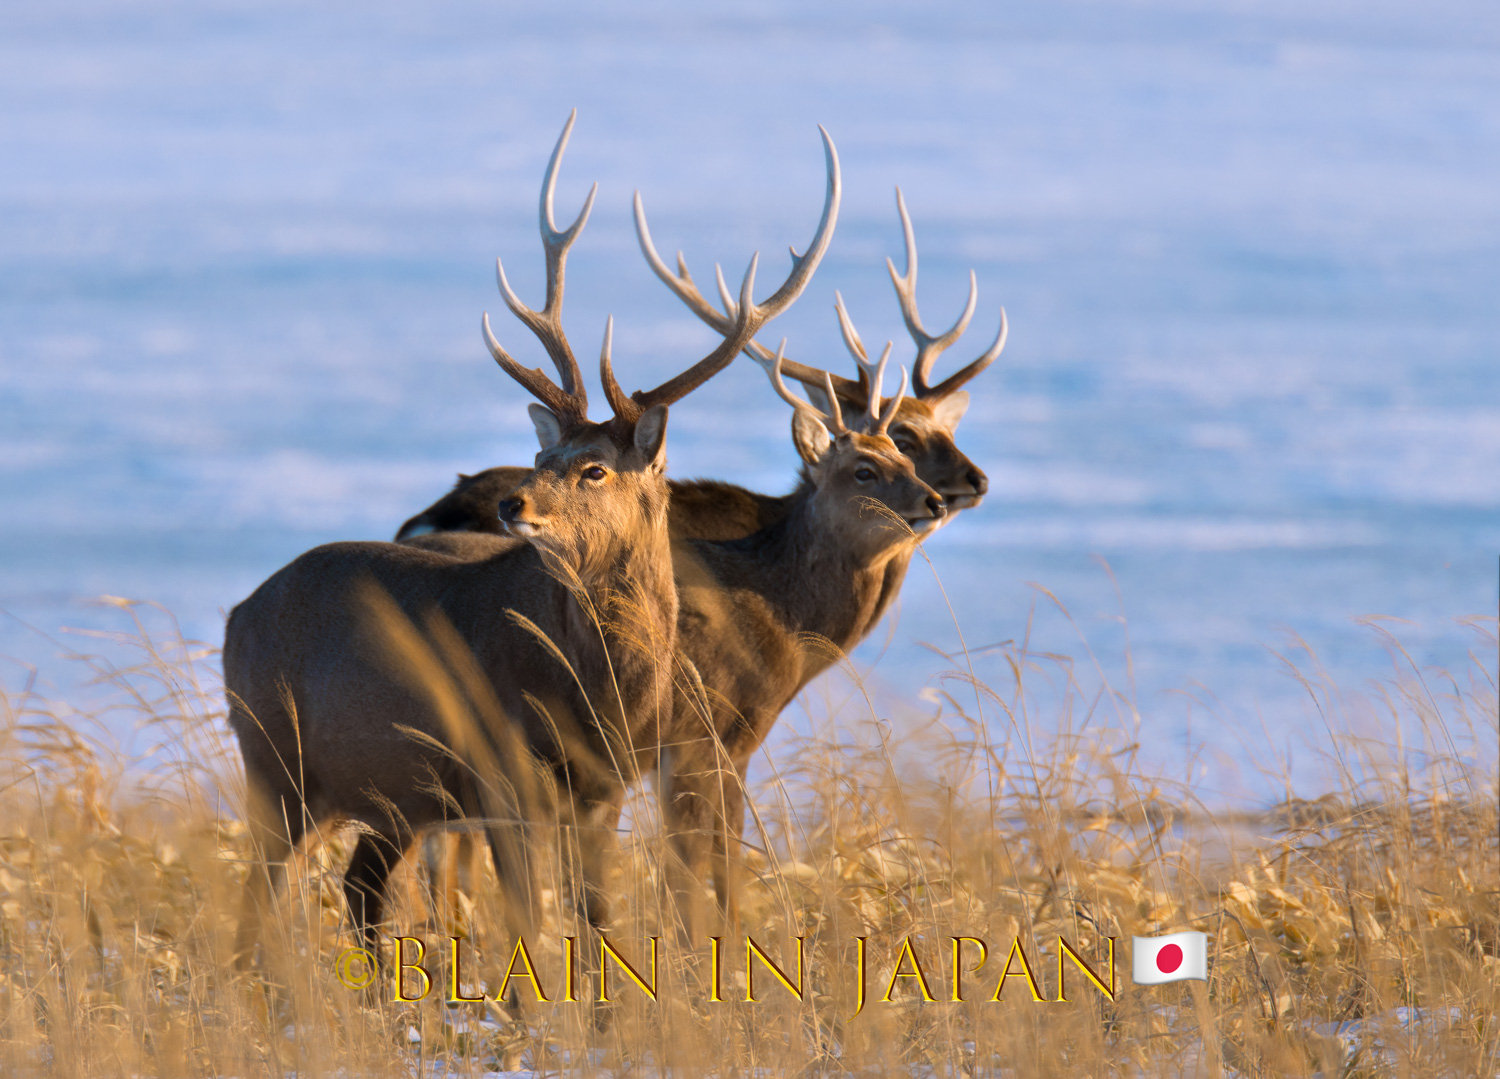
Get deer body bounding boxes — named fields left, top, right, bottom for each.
left=227, top=409, right=681, bottom=955
left=228, top=517, right=676, bottom=828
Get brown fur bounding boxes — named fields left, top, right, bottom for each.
left=226, top=408, right=679, bottom=961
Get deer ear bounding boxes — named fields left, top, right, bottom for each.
left=528, top=404, right=565, bottom=449
left=634, top=404, right=669, bottom=468
left=928, top=390, right=970, bottom=432
left=790, top=410, right=832, bottom=465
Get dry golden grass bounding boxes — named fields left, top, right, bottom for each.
left=0, top=599, right=1495, bottom=1077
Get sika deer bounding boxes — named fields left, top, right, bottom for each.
left=224, top=113, right=838, bottom=959
left=658, top=344, right=945, bottom=935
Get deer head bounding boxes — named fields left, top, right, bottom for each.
left=496, top=320, right=676, bottom=574
left=487, top=111, right=842, bottom=572
left=760, top=342, right=945, bottom=555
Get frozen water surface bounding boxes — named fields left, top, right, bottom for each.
left=1, top=0, right=1497, bottom=801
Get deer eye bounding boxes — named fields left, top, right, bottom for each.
left=581, top=465, right=607, bottom=482
left=894, top=438, right=916, bottom=454
left=854, top=466, right=877, bottom=484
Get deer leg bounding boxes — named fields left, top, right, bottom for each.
left=574, top=791, right=625, bottom=934
left=421, top=831, right=462, bottom=932
left=662, top=762, right=716, bottom=944
left=711, top=770, right=747, bottom=931
left=481, top=819, right=537, bottom=941
left=234, top=782, right=307, bottom=969
left=343, top=829, right=411, bottom=953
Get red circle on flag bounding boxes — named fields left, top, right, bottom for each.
left=1155, top=944, right=1183, bottom=974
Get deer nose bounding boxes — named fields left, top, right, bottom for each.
left=926, top=495, right=946, bottom=519
left=967, top=468, right=987, bottom=496
left=497, top=497, right=523, bottom=523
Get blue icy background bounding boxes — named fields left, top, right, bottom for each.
left=2, top=0, right=1496, bottom=802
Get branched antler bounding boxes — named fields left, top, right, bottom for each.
left=755, top=340, right=907, bottom=438
left=641, top=172, right=1005, bottom=408
left=886, top=188, right=1007, bottom=400
left=484, top=110, right=597, bottom=424
left=631, top=127, right=851, bottom=406
left=490, top=116, right=839, bottom=430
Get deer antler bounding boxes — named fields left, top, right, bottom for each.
left=483, top=110, right=597, bottom=424
left=886, top=187, right=1007, bottom=400
left=832, top=291, right=898, bottom=431
left=630, top=126, right=855, bottom=401
left=600, top=253, right=760, bottom=424
left=756, top=340, right=908, bottom=439
left=758, top=341, right=848, bottom=436
left=603, top=125, right=841, bottom=425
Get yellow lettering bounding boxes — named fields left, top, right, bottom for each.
left=495, top=936, right=551, bottom=1003
left=392, top=936, right=432, bottom=1002
left=1055, top=936, right=1115, bottom=1002
left=950, top=936, right=988, bottom=1002
left=598, top=935, right=658, bottom=1002
left=448, top=936, right=484, bottom=1002
left=989, top=939, right=1044, bottom=1002
left=881, top=936, right=937, bottom=1003
left=745, top=936, right=805, bottom=1001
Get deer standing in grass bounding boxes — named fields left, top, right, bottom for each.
left=224, top=113, right=838, bottom=960
left=400, top=191, right=1007, bottom=934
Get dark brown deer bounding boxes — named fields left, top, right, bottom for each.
left=224, top=112, right=839, bottom=959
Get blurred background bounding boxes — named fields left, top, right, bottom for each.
left=2, top=0, right=1496, bottom=803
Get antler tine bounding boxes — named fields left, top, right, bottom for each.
left=613, top=253, right=758, bottom=423
left=541, top=110, right=597, bottom=251
left=886, top=187, right=979, bottom=397
left=754, top=126, right=841, bottom=316
left=874, top=365, right=909, bottom=436
left=923, top=305, right=1009, bottom=400
left=834, top=290, right=907, bottom=430
left=482, top=311, right=582, bottom=422
left=492, top=111, right=595, bottom=403
left=598, top=316, right=632, bottom=417
left=757, top=340, right=847, bottom=436
left=862, top=342, right=894, bottom=429
left=832, top=290, right=868, bottom=363
left=822, top=371, right=846, bottom=433
left=625, top=126, right=846, bottom=419
left=633, top=189, right=722, bottom=327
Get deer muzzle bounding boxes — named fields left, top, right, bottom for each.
left=940, top=465, right=987, bottom=511
left=498, top=496, right=544, bottom=538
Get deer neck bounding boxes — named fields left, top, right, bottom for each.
left=546, top=512, right=679, bottom=754
left=762, top=491, right=910, bottom=655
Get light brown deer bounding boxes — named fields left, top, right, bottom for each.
left=224, top=112, right=839, bottom=959
left=656, top=342, right=948, bottom=935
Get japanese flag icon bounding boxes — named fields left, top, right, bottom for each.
left=1131, top=931, right=1208, bottom=984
